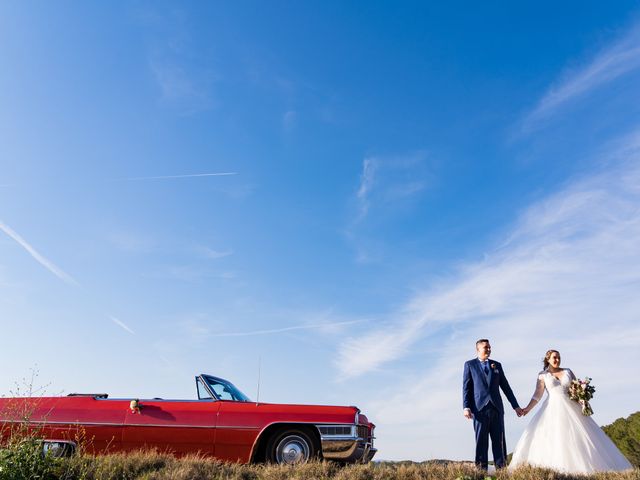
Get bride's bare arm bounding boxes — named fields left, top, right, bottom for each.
left=523, top=374, right=545, bottom=415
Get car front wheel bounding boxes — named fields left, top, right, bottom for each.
left=266, top=428, right=317, bottom=464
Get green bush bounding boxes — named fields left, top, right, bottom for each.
left=0, top=437, right=60, bottom=480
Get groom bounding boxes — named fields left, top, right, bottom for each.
left=463, top=339, right=522, bottom=471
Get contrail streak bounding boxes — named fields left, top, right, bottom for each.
left=110, top=316, right=135, bottom=335
left=209, top=320, right=364, bottom=337
left=0, top=220, right=79, bottom=286
left=117, top=172, right=238, bottom=181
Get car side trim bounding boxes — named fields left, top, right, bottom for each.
left=1, top=419, right=257, bottom=430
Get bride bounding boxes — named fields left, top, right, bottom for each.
left=509, top=349, right=632, bottom=474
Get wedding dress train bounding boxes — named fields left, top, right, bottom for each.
left=509, top=368, right=632, bottom=474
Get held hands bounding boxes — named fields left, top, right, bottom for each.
left=464, top=408, right=528, bottom=418
left=519, top=400, right=537, bottom=417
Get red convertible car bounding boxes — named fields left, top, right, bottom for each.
left=0, top=373, right=376, bottom=464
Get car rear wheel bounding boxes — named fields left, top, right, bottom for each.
left=266, top=428, right=317, bottom=464
left=42, top=441, right=76, bottom=458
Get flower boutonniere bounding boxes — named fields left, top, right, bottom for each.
left=490, top=363, right=500, bottom=374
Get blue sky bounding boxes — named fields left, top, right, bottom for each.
left=2, top=1, right=640, bottom=461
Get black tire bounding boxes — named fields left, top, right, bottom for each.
left=265, top=428, right=318, bottom=464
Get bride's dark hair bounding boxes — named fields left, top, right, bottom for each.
left=543, top=349, right=560, bottom=370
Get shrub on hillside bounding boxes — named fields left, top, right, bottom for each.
left=602, top=411, right=640, bottom=468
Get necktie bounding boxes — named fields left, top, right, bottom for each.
left=483, top=363, right=489, bottom=375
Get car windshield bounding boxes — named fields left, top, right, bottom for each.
left=202, top=375, right=251, bottom=402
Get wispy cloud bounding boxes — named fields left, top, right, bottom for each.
left=361, top=308, right=640, bottom=461
left=196, top=246, right=234, bottom=260
left=354, top=152, right=429, bottom=224
left=522, top=24, right=640, bottom=133
left=116, top=172, right=237, bottom=181
left=107, top=231, right=156, bottom=253
left=141, top=264, right=235, bottom=283
left=340, top=134, right=640, bottom=460
left=110, top=316, right=136, bottom=335
left=348, top=152, right=430, bottom=262
left=338, top=132, right=640, bottom=379
left=209, top=319, right=364, bottom=338
left=150, top=60, right=216, bottom=113
left=139, top=7, right=218, bottom=115
left=283, top=110, right=297, bottom=133
left=356, top=158, right=378, bottom=221
left=0, top=220, right=79, bottom=286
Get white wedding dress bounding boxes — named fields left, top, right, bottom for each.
left=509, top=368, right=633, bottom=474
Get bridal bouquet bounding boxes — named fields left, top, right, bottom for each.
left=568, top=377, right=595, bottom=416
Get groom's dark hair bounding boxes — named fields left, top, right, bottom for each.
left=476, top=338, right=490, bottom=346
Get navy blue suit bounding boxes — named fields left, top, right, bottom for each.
left=463, top=358, right=519, bottom=470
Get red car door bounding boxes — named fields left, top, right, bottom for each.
left=122, top=399, right=219, bottom=456
left=215, top=401, right=262, bottom=463
left=62, top=397, right=129, bottom=453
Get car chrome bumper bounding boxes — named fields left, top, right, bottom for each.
left=320, top=438, right=377, bottom=462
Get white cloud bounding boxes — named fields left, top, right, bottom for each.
left=139, top=7, right=218, bottom=115
left=283, top=110, right=297, bottom=132
left=356, top=158, right=378, bottom=221
left=149, top=58, right=218, bottom=115
left=0, top=220, right=79, bottom=286
left=363, top=313, right=640, bottom=461
left=355, top=152, right=429, bottom=222
left=339, top=136, right=640, bottom=377
left=522, top=24, right=640, bottom=133
left=163, top=265, right=233, bottom=282
left=107, top=231, right=155, bottom=253
left=336, top=134, right=640, bottom=459
left=349, top=152, right=430, bottom=262
left=197, top=246, right=234, bottom=260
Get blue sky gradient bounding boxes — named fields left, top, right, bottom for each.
left=2, top=1, right=640, bottom=461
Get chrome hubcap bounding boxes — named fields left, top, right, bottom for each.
left=276, top=435, right=310, bottom=464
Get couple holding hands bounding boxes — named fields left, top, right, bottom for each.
left=462, top=339, right=632, bottom=474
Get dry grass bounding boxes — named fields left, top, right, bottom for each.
left=54, top=453, right=640, bottom=480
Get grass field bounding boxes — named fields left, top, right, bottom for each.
left=2, top=448, right=638, bottom=480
